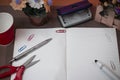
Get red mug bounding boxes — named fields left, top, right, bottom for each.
left=0, top=12, right=14, bottom=45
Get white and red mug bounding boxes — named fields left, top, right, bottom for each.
left=0, top=12, right=15, bottom=45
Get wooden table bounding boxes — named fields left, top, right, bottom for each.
left=0, top=6, right=120, bottom=80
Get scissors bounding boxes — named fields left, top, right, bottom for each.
left=0, top=55, right=40, bottom=80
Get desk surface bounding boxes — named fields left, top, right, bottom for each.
left=0, top=6, right=120, bottom=80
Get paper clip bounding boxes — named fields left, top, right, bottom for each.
left=18, top=45, right=27, bottom=53
left=110, top=61, right=116, bottom=70
left=27, top=34, right=35, bottom=41
left=56, top=30, right=66, bottom=33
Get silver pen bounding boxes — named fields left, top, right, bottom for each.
left=95, top=60, right=120, bottom=80
left=9, top=38, right=52, bottom=63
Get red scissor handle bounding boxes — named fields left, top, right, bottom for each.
left=0, top=65, right=18, bottom=78
left=14, top=65, right=25, bottom=80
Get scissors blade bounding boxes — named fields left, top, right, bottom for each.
left=25, top=60, right=40, bottom=69
left=9, top=38, right=52, bottom=63
left=23, top=55, right=36, bottom=67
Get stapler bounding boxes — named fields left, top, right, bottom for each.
left=57, top=0, right=92, bottom=27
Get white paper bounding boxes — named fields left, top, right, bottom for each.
left=11, top=28, right=120, bottom=80
left=11, top=28, right=66, bottom=80
left=66, top=28, right=120, bottom=80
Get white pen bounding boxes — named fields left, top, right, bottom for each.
left=95, top=60, right=120, bottom=80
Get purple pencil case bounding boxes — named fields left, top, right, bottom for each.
left=57, top=0, right=92, bottom=15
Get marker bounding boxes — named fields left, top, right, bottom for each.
left=95, top=60, right=120, bottom=80
left=9, top=38, right=52, bottom=63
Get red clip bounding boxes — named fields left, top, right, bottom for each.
left=27, top=34, right=35, bottom=41
left=56, top=30, right=66, bottom=33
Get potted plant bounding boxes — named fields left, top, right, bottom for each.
left=10, top=0, right=52, bottom=26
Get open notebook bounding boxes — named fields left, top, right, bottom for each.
left=11, top=28, right=120, bottom=80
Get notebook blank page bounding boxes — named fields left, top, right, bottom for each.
left=66, top=28, right=120, bottom=80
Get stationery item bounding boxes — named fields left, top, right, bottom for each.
left=18, top=45, right=27, bottom=53
left=110, top=60, right=116, bottom=70
left=95, top=60, right=120, bottom=80
left=9, top=38, right=52, bottom=63
left=11, top=28, right=120, bottom=80
left=56, top=0, right=92, bottom=27
left=0, top=55, right=39, bottom=80
left=0, top=12, right=14, bottom=45
left=57, top=9, right=92, bottom=27
left=27, top=34, right=35, bottom=41
left=57, top=0, right=92, bottom=15
left=56, top=29, right=66, bottom=33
